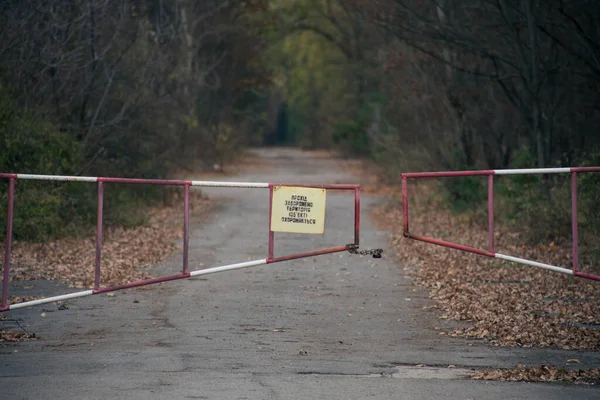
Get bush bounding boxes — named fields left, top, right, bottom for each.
left=0, top=86, right=161, bottom=241
left=441, top=150, right=487, bottom=213
left=332, top=105, right=372, bottom=156
left=0, top=86, right=90, bottom=241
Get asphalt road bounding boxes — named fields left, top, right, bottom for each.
left=1, top=148, right=598, bottom=399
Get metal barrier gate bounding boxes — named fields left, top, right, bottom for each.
left=3, top=166, right=598, bottom=312
left=402, top=166, right=600, bottom=282
left=0, top=173, right=361, bottom=312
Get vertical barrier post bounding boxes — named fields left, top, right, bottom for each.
left=183, top=184, right=190, bottom=274
left=354, top=188, right=360, bottom=246
left=571, top=171, right=579, bottom=273
left=268, top=185, right=274, bottom=260
left=488, top=174, right=495, bottom=254
left=94, top=181, right=104, bottom=290
left=2, top=178, right=15, bottom=308
left=402, top=175, right=409, bottom=235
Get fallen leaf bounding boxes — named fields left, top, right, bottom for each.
left=472, top=365, right=600, bottom=384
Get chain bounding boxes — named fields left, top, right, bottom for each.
left=346, top=243, right=383, bottom=258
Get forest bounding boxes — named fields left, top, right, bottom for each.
left=1, top=0, right=599, bottom=244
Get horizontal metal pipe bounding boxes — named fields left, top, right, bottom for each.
left=191, top=181, right=269, bottom=188
left=268, top=245, right=349, bottom=263
left=100, top=177, right=189, bottom=186
left=406, top=234, right=494, bottom=257
left=16, top=174, right=97, bottom=182
left=495, top=253, right=573, bottom=275
left=9, top=290, right=94, bottom=310
left=272, top=183, right=360, bottom=190
left=92, top=273, right=191, bottom=294
left=190, top=259, right=268, bottom=276
left=105, top=178, right=269, bottom=188
left=0, top=173, right=272, bottom=188
left=571, top=167, right=600, bottom=173
left=402, top=167, right=600, bottom=179
left=402, top=170, right=493, bottom=178
left=494, top=168, right=570, bottom=175
left=574, top=271, right=600, bottom=281
left=0, top=173, right=365, bottom=191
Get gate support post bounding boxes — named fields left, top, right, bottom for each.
left=268, top=185, right=274, bottom=260
left=354, top=187, right=360, bottom=246
left=183, top=184, right=190, bottom=274
left=94, top=181, right=104, bottom=290
left=1, top=178, right=15, bottom=309
left=571, top=171, right=578, bottom=273
left=402, top=175, right=408, bottom=236
left=488, top=174, right=495, bottom=254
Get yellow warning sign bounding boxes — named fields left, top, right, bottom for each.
left=270, top=186, right=326, bottom=234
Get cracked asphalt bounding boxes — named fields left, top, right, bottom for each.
left=1, top=148, right=598, bottom=399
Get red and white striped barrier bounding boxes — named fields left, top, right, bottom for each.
left=0, top=173, right=360, bottom=312
left=402, top=167, right=600, bottom=282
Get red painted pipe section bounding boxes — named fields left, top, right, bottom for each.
left=574, top=271, right=600, bottom=282
left=273, top=183, right=359, bottom=190
left=402, top=170, right=494, bottom=178
left=267, top=245, right=349, bottom=264
left=488, top=174, right=495, bottom=254
left=1, top=178, right=15, bottom=308
left=571, top=167, right=600, bottom=173
left=92, top=272, right=191, bottom=294
left=407, top=233, right=494, bottom=258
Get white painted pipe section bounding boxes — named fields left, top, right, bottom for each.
left=189, top=259, right=268, bottom=277
left=9, top=290, right=94, bottom=310
left=190, top=181, right=269, bottom=188
left=494, top=168, right=571, bottom=175
left=17, top=174, right=98, bottom=182
left=495, top=253, right=574, bottom=275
